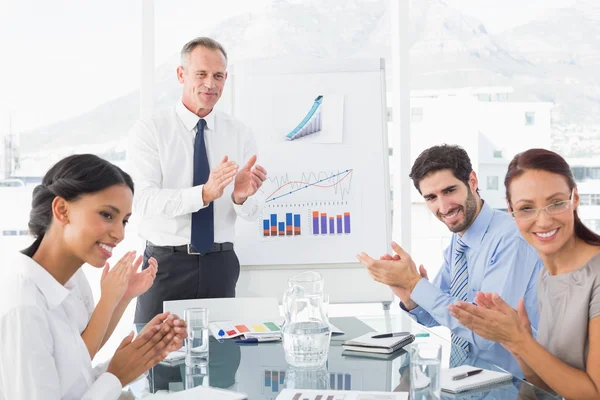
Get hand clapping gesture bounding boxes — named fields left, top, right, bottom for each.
left=233, top=155, right=267, bottom=204
left=100, top=251, right=158, bottom=307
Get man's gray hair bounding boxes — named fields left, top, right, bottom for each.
left=180, top=37, right=228, bottom=66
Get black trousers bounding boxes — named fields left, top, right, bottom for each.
left=134, top=244, right=241, bottom=323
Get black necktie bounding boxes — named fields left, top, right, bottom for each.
left=191, top=119, right=214, bottom=254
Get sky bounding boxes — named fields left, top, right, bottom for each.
left=0, top=0, right=576, bottom=133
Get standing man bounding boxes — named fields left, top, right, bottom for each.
left=128, top=37, right=267, bottom=323
left=356, top=145, right=543, bottom=377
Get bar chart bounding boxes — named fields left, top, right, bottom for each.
left=262, top=370, right=351, bottom=395
left=263, top=212, right=302, bottom=237
left=263, top=370, right=286, bottom=394
left=311, top=211, right=351, bottom=235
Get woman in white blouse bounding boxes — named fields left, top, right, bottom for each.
left=0, top=154, right=185, bottom=399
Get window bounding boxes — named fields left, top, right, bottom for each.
left=493, top=150, right=503, bottom=158
left=580, top=193, right=600, bottom=205
left=584, top=219, right=600, bottom=234
left=496, top=93, right=508, bottom=102
left=1, top=1, right=141, bottom=363
left=487, top=176, right=499, bottom=190
left=411, top=107, right=423, bottom=122
left=477, top=93, right=491, bottom=102
left=580, top=194, right=591, bottom=205
left=525, top=112, right=535, bottom=125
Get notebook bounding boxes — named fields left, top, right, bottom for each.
left=440, top=365, right=512, bottom=394
left=341, top=332, right=415, bottom=354
left=342, top=348, right=408, bottom=361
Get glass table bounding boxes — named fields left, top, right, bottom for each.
left=129, top=312, right=560, bottom=399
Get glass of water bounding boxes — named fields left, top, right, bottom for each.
left=410, top=343, right=441, bottom=400
left=185, top=365, right=209, bottom=390
left=184, top=308, right=209, bottom=367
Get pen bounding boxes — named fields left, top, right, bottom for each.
left=371, top=331, right=410, bottom=339
left=235, top=336, right=282, bottom=344
left=452, top=369, right=483, bottom=381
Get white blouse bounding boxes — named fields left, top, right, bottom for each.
left=0, top=251, right=122, bottom=399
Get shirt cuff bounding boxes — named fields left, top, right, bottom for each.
left=84, top=372, right=122, bottom=400
left=410, top=278, right=440, bottom=315
left=181, top=185, right=208, bottom=213
left=399, top=302, right=419, bottom=322
left=232, top=194, right=258, bottom=218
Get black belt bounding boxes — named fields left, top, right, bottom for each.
left=147, top=241, right=234, bottom=256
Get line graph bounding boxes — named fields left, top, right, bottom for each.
left=265, top=169, right=354, bottom=203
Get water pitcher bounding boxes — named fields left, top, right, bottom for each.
left=282, top=271, right=331, bottom=368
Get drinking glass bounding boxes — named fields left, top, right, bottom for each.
left=184, top=308, right=209, bottom=367
left=410, top=343, right=442, bottom=400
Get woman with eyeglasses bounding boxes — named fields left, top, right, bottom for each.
left=449, top=148, right=600, bottom=399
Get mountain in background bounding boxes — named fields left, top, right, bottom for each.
left=15, top=0, right=600, bottom=172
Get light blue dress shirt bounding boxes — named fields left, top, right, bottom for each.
left=407, top=201, right=544, bottom=378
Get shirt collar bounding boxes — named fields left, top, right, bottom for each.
left=176, top=100, right=215, bottom=132
left=17, top=253, right=70, bottom=310
left=459, top=200, right=493, bottom=250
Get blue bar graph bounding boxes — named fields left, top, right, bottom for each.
left=270, top=214, right=277, bottom=236
left=272, top=371, right=279, bottom=392
left=286, top=213, right=293, bottom=235
left=278, top=222, right=285, bottom=236
left=265, top=371, right=271, bottom=387
left=264, top=212, right=303, bottom=237
left=329, top=373, right=351, bottom=390
left=294, top=214, right=301, bottom=236
left=264, top=370, right=286, bottom=394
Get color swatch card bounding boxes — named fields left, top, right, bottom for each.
left=209, top=318, right=344, bottom=340
left=209, top=320, right=283, bottom=339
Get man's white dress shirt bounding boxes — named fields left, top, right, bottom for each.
left=0, top=252, right=122, bottom=399
left=127, top=101, right=263, bottom=246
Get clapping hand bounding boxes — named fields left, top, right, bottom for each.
left=449, top=293, right=531, bottom=352
left=233, top=155, right=267, bottom=204
left=202, top=156, right=239, bottom=204
left=122, top=256, right=157, bottom=301
left=100, top=251, right=137, bottom=309
left=138, top=312, right=188, bottom=354
left=356, top=242, right=422, bottom=290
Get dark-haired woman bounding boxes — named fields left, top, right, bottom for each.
left=450, top=149, right=600, bottom=399
left=0, top=154, right=186, bottom=399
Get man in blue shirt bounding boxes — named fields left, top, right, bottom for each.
left=357, top=144, right=544, bottom=378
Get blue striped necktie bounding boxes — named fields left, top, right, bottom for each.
left=450, top=236, right=470, bottom=366
left=190, top=119, right=214, bottom=254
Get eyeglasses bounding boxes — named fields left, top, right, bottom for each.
left=511, top=189, right=574, bottom=221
